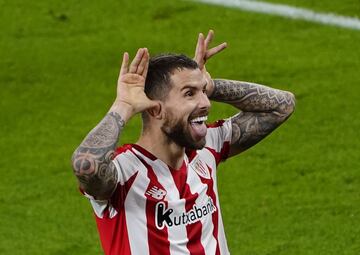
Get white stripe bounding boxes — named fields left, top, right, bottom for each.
left=125, top=166, right=150, bottom=255
left=217, top=210, right=230, bottom=255
left=151, top=159, right=190, bottom=255
left=197, top=149, right=230, bottom=254
left=187, top=164, right=218, bottom=253
left=113, top=150, right=142, bottom=185
left=89, top=199, right=109, bottom=218
left=195, top=0, right=360, bottom=30
left=136, top=152, right=191, bottom=255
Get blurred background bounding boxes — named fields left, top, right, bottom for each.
left=1, top=0, right=360, bottom=254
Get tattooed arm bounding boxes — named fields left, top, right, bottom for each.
left=209, top=79, right=295, bottom=156
left=71, top=111, right=125, bottom=200
left=191, top=30, right=295, bottom=156
left=71, top=48, right=157, bottom=199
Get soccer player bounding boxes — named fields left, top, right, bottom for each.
left=71, top=30, right=295, bottom=254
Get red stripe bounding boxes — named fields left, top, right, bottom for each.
left=114, top=144, right=132, bottom=158
left=137, top=157, right=171, bottom=255
left=206, top=119, right=225, bottom=129
left=96, top=211, right=130, bottom=255
left=206, top=141, right=230, bottom=165
left=220, top=141, right=230, bottom=161
left=170, top=162, right=205, bottom=255
left=186, top=216, right=205, bottom=255
left=170, top=162, right=206, bottom=255
left=183, top=180, right=206, bottom=255
left=96, top=172, right=137, bottom=255
left=185, top=148, right=198, bottom=163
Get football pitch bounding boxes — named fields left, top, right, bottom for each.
left=1, top=0, right=359, bottom=254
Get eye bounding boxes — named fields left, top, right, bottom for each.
left=202, top=88, right=207, bottom=94
left=185, top=90, right=194, bottom=97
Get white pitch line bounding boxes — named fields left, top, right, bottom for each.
left=195, top=0, right=360, bottom=31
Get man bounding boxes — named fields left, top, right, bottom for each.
left=71, top=30, right=295, bottom=254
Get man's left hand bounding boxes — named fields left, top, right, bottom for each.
left=193, top=30, right=227, bottom=96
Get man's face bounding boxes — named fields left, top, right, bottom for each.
left=161, top=68, right=211, bottom=150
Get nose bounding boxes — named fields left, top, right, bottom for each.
left=199, top=92, right=211, bottom=110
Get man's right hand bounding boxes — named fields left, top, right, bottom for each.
left=193, top=30, right=227, bottom=97
left=110, top=48, right=158, bottom=121
left=72, top=48, right=159, bottom=200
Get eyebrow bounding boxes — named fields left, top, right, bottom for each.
left=181, top=82, right=207, bottom=91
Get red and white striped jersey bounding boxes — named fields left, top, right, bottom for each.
left=83, top=119, right=232, bottom=255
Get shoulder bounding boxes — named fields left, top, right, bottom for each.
left=112, top=144, right=146, bottom=185
left=187, top=119, right=232, bottom=167
left=205, top=119, right=232, bottom=160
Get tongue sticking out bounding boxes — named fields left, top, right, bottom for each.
left=190, top=122, right=207, bottom=140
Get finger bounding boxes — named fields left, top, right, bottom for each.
left=205, top=42, right=227, bottom=60
left=194, top=33, right=202, bottom=60
left=194, top=33, right=205, bottom=65
left=204, top=29, right=214, bottom=49
left=129, top=48, right=145, bottom=73
left=119, top=52, right=129, bottom=76
left=141, top=50, right=150, bottom=78
left=136, top=48, right=149, bottom=76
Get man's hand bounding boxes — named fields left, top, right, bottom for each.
left=110, top=48, right=158, bottom=121
left=193, top=31, right=295, bottom=157
left=72, top=48, right=159, bottom=200
left=193, top=30, right=227, bottom=96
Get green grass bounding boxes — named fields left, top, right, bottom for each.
left=1, top=0, right=360, bottom=254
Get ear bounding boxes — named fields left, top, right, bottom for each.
left=146, top=101, right=163, bottom=120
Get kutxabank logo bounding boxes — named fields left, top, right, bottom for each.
left=155, top=197, right=216, bottom=229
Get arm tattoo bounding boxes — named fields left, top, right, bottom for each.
left=71, top=112, right=125, bottom=199
left=210, top=79, right=295, bottom=154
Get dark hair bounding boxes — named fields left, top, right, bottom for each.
left=144, top=53, right=198, bottom=101
left=142, top=53, right=199, bottom=126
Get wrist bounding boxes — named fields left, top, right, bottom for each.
left=207, top=79, right=216, bottom=98
left=109, top=100, right=134, bottom=123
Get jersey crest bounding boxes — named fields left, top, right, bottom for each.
left=190, top=156, right=210, bottom=179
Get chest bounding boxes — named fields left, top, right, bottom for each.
left=125, top=155, right=217, bottom=221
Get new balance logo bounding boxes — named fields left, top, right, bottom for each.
left=146, top=186, right=167, bottom=200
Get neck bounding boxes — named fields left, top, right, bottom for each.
left=137, top=128, right=185, bottom=169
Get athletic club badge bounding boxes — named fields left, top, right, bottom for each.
left=190, top=157, right=210, bottom=179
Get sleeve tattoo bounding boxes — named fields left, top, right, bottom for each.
left=71, top=112, right=125, bottom=199
left=210, top=79, right=296, bottom=155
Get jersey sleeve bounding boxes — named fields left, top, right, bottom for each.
left=205, top=118, right=232, bottom=165
left=80, top=144, right=139, bottom=219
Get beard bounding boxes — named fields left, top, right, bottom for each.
left=161, top=115, right=206, bottom=150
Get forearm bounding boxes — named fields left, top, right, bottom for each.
left=71, top=48, right=152, bottom=198
left=209, top=79, right=296, bottom=155
left=209, top=79, right=295, bottom=114
left=71, top=103, right=130, bottom=199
